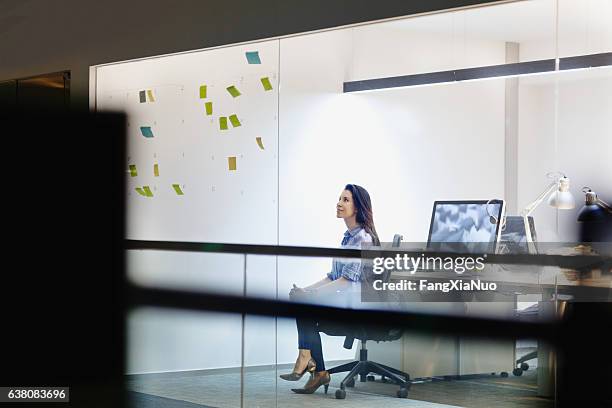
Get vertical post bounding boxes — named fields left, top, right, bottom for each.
left=505, top=42, right=520, bottom=215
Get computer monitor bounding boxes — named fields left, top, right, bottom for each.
left=499, top=215, right=538, bottom=254
left=427, top=200, right=505, bottom=253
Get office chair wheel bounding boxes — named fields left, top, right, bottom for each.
left=397, top=388, right=408, bottom=398
left=335, top=389, right=346, bottom=399
left=346, top=378, right=355, bottom=387
left=513, top=368, right=523, bottom=376
left=367, top=375, right=376, bottom=382
left=520, top=363, right=529, bottom=371
left=500, top=371, right=509, bottom=378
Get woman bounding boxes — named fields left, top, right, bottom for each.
left=280, top=184, right=381, bottom=394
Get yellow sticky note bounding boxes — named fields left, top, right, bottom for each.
left=143, top=186, right=153, bottom=197
left=154, top=164, right=159, bottom=177
left=147, top=90, right=155, bottom=102
left=172, top=184, right=184, bottom=195
left=199, top=85, right=207, bottom=99
left=219, top=117, right=228, bottom=130
left=226, top=85, right=241, bottom=98
left=228, top=156, right=237, bottom=171
left=129, top=164, right=138, bottom=177
left=205, top=101, right=213, bottom=115
left=260, top=77, right=273, bottom=91
left=229, top=114, right=241, bottom=127
left=256, top=137, right=265, bottom=150
left=135, top=187, right=146, bottom=196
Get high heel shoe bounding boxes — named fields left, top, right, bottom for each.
left=291, top=371, right=330, bottom=394
left=279, top=358, right=316, bottom=381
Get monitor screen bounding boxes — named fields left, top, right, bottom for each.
left=427, top=200, right=505, bottom=253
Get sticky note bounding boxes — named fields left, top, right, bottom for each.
left=228, top=156, right=237, bottom=171
left=147, top=90, right=155, bottom=102
left=229, top=114, right=241, bottom=127
left=245, top=51, right=261, bottom=64
left=199, top=85, right=207, bottom=99
left=172, top=184, right=184, bottom=195
left=256, top=137, right=265, bottom=150
left=139, top=91, right=146, bottom=103
left=205, top=102, right=213, bottom=115
left=226, top=85, right=241, bottom=98
left=261, top=77, right=273, bottom=91
left=219, top=117, right=228, bottom=130
left=135, top=187, right=146, bottom=196
left=129, top=164, right=138, bottom=177
left=143, top=186, right=153, bottom=197
left=154, top=164, right=159, bottom=177
left=140, top=126, right=154, bottom=138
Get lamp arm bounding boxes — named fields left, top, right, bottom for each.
left=520, top=182, right=557, bottom=217
left=596, top=198, right=612, bottom=214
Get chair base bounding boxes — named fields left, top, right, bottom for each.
left=328, top=359, right=411, bottom=398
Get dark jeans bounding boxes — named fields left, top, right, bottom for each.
left=296, top=317, right=326, bottom=372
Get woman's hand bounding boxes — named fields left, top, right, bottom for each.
left=290, top=284, right=318, bottom=301
left=289, top=284, right=305, bottom=299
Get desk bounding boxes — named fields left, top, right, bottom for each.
left=363, top=253, right=611, bottom=396
left=365, top=300, right=516, bottom=379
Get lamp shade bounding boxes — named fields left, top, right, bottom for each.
left=577, top=189, right=611, bottom=222
left=577, top=203, right=608, bottom=222
left=547, top=176, right=575, bottom=209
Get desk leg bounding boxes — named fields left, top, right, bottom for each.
left=537, top=300, right=556, bottom=398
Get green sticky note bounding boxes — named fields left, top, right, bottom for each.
left=139, top=90, right=146, bottom=103
left=143, top=186, right=153, bottom=197
left=245, top=51, right=261, bottom=64
left=140, top=126, right=154, bottom=138
left=172, top=184, right=184, bottom=195
left=205, top=101, right=213, bottom=115
left=153, top=164, right=159, bottom=177
left=199, top=85, right=207, bottom=99
left=229, top=114, right=241, bottom=127
left=129, top=164, right=137, bottom=177
left=135, top=187, right=146, bottom=196
left=261, top=77, right=273, bottom=91
left=228, top=156, right=237, bottom=171
left=219, top=117, right=228, bottom=130
left=226, top=85, right=241, bottom=98
left=147, top=89, right=155, bottom=102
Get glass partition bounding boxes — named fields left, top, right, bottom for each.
left=109, top=0, right=612, bottom=406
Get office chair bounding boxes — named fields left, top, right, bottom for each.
left=326, top=234, right=411, bottom=399
left=512, top=303, right=538, bottom=376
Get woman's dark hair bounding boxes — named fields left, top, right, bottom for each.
left=344, top=184, right=381, bottom=246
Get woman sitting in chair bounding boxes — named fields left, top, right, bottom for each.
left=280, top=184, right=380, bottom=394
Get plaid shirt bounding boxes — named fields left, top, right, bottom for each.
left=327, top=226, right=372, bottom=282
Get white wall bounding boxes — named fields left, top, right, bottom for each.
left=518, top=68, right=612, bottom=241
left=96, top=41, right=279, bottom=245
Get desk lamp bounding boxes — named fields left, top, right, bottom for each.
left=577, top=187, right=612, bottom=222
left=521, top=173, right=575, bottom=244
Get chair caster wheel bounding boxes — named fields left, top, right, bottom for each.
left=513, top=368, right=523, bottom=376
left=335, top=389, right=346, bottom=399
left=520, top=363, right=529, bottom=371
left=346, top=378, right=355, bottom=387
left=367, top=375, right=375, bottom=382
left=397, top=388, right=408, bottom=398
left=500, top=372, right=509, bottom=378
